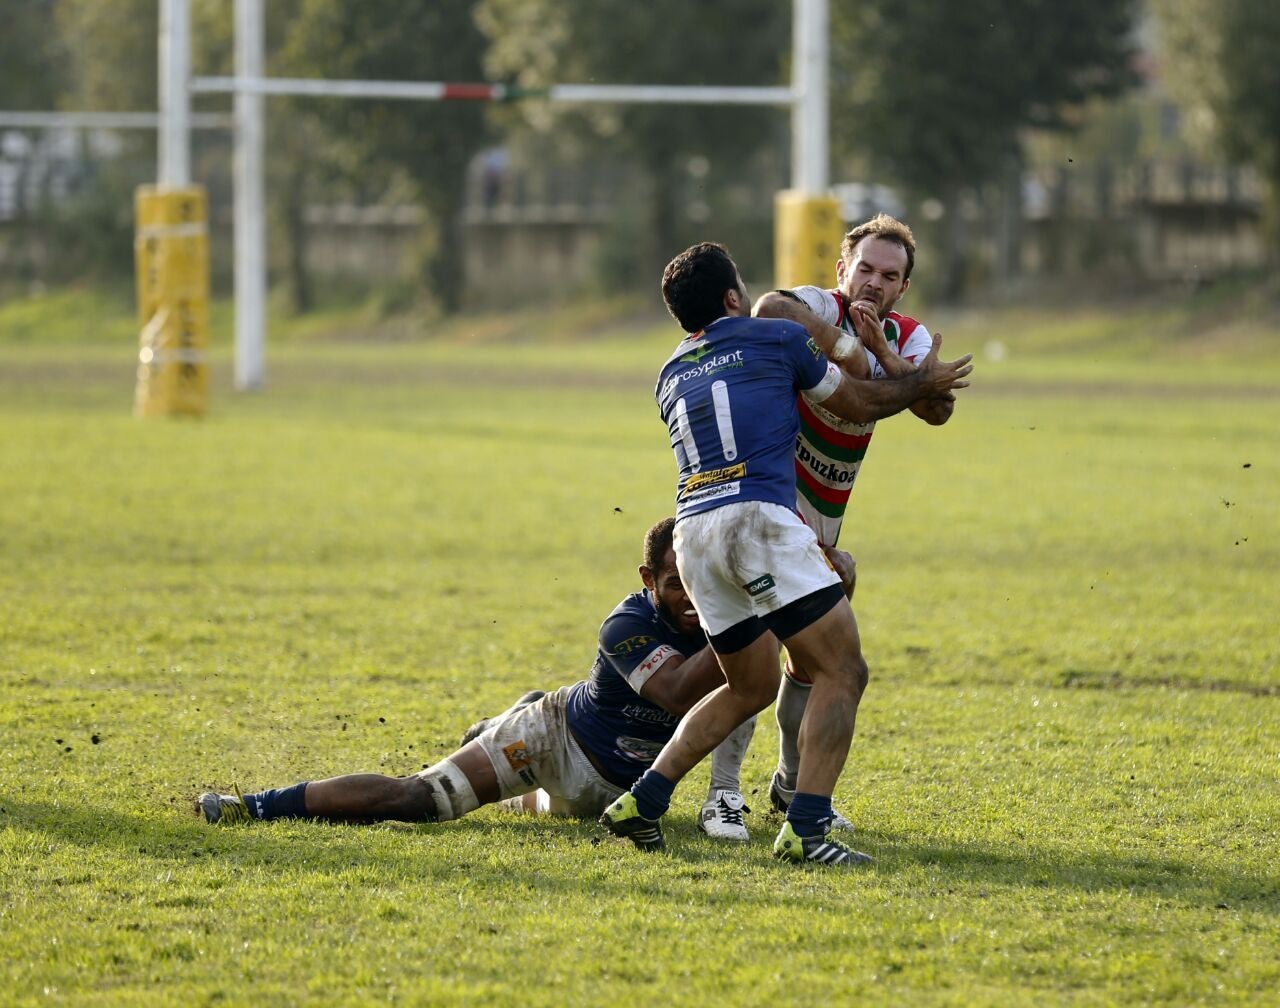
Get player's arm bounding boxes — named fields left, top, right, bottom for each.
left=805, top=332, right=973, bottom=425
left=848, top=300, right=956, bottom=426
left=637, top=646, right=726, bottom=717
left=599, top=614, right=726, bottom=718
left=754, top=290, right=871, bottom=379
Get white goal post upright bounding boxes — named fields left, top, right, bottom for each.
left=157, top=0, right=191, bottom=188
left=233, top=0, right=266, bottom=392
left=157, top=0, right=830, bottom=391
left=793, top=0, right=829, bottom=196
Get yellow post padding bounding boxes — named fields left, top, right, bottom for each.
left=773, top=191, right=843, bottom=290
left=134, top=185, right=210, bottom=417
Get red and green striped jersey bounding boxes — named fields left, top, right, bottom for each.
left=789, top=286, right=932, bottom=546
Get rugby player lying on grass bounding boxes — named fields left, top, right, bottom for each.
left=198, top=517, right=775, bottom=829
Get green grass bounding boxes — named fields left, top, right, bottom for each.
left=0, top=286, right=1277, bottom=1006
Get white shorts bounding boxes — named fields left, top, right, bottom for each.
left=470, top=684, right=624, bottom=819
left=674, top=500, right=842, bottom=641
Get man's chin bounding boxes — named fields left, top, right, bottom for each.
left=677, top=615, right=702, bottom=635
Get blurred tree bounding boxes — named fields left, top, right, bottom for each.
left=280, top=1, right=491, bottom=314
left=54, top=0, right=157, bottom=111
left=830, top=0, right=1138, bottom=299
left=475, top=0, right=790, bottom=283
left=1152, top=0, right=1280, bottom=263
left=3, top=0, right=158, bottom=285
left=190, top=1, right=328, bottom=313
left=1, top=0, right=64, bottom=108
left=44, top=1, right=490, bottom=313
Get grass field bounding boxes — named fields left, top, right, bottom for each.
left=1, top=285, right=1277, bottom=1006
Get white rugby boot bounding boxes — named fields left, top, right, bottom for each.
left=698, top=788, right=750, bottom=842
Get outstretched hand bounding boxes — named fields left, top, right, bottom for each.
left=918, top=333, right=973, bottom=395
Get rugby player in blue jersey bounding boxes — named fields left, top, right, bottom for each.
left=702, top=214, right=953, bottom=840
left=196, top=518, right=744, bottom=829
left=599, top=241, right=971, bottom=866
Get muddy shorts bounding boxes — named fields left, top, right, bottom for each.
left=473, top=683, right=625, bottom=819
left=674, top=500, right=843, bottom=649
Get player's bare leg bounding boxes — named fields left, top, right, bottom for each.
left=771, top=661, right=858, bottom=831
left=303, top=739, right=499, bottom=816
left=650, top=633, right=780, bottom=784
left=769, top=602, right=872, bottom=866
left=779, top=602, right=867, bottom=797
left=771, top=544, right=861, bottom=827
left=600, top=635, right=779, bottom=851
left=197, top=740, right=501, bottom=825
left=298, top=773, right=438, bottom=822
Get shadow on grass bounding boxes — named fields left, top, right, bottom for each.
left=1, top=793, right=591, bottom=877
left=858, top=824, right=1280, bottom=914
left=4, top=795, right=1276, bottom=915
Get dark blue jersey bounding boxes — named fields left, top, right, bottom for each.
left=565, top=589, right=708, bottom=787
left=655, top=315, right=833, bottom=519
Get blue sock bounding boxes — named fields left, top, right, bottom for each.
left=243, top=782, right=310, bottom=821
left=631, top=769, right=676, bottom=821
left=786, top=791, right=834, bottom=838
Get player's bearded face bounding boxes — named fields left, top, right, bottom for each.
left=651, top=554, right=700, bottom=635
left=839, top=237, right=910, bottom=319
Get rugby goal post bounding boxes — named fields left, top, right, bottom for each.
left=152, top=0, right=837, bottom=396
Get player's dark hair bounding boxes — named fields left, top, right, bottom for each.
left=643, top=517, right=677, bottom=572
left=842, top=213, right=916, bottom=279
left=661, top=242, right=740, bottom=333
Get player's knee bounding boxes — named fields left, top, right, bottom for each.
left=850, top=653, right=869, bottom=700
left=829, top=645, right=868, bottom=699
left=730, top=676, right=780, bottom=713
left=816, top=650, right=868, bottom=702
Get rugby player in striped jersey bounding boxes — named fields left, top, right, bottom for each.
left=707, top=213, right=955, bottom=835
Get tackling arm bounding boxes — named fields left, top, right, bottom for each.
left=753, top=290, right=871, bottom=379
left=756, top=291, right=972, bottom=424
left=639, top=646, right=727, bottom=717
left=813, top=332, right=973, bottom=425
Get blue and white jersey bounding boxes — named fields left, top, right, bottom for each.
left=655, top=315, right=836, bottom=520
left=565, top=589, right=708, bottom=787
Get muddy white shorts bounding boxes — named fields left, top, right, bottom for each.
left=674, top=500, right=844, bottom=652
left=472, top=684, right=625, bottom=819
